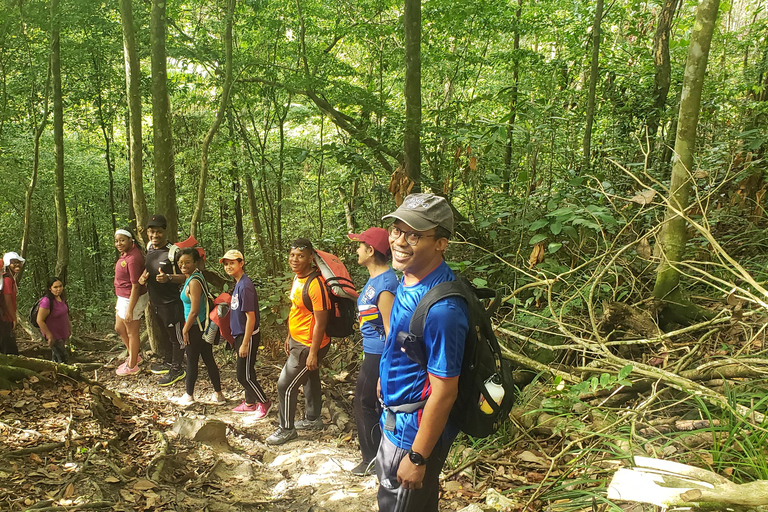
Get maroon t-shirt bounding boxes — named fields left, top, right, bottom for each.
left=114, top=245, right=147, bottom=298
left=1, top=275, right=17, bottom=323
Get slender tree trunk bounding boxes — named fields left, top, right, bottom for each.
left=150, top=0, right=177, bottom=240
left=190, top=0, right=236, bottom=240
left=234, top=178, right=245, bottom=255
left=653, top=0, right=720, bottom=306
left=51, top=0, right=68, bottom=283
left=646, top=0, right=678, bottom=159
left=119, top=0, right=148, bottom=242
left=582, top=0, right=604, bottom=171
left=403, top=0, right=421, bottom=188
left=21, top=65, right=51, bottom=266
left=19, top=0, right=52, bottom=270
left=503, top=0, right=523, bottom=194
left=276, top=99, right=289, bottom=250
left=245, top=175, right=271, bottom=273
left=316, top=116, right=324, bottom=238
left=93, top=55, right=117, bottom=234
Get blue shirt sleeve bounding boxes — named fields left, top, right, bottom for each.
left=240, top=282, right=256, bottom=313
left=423, top=297, right=468, bottom=378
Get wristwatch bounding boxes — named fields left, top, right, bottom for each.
left=408, top=450, right=428, bottom=466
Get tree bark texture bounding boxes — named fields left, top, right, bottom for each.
left=120, top=0, right=148, bottom=243
left=653, top=0, right=720, bottom=303
left=244, top=175, right=272, bottom=274
left=151, top=0, right=177, bottom=240
left=21, top=63, right=51, bottom=266
left=51, top=0, right=68, bottom=283
left=190, top=0, right=235, bottom=240
left=582, top=0, right=604, bottom=171
left=403, top=0, right=422, bottom=188
left=503, top=0, right=523, bottom=194
left=646, top=0, right=678, bottom=151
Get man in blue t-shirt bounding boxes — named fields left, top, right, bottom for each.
left=377, top=193, right=469, bottom=512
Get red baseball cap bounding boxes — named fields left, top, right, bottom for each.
left=348, top=227, right=391, bottom=256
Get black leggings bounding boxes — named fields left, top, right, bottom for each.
left=354, top=352, right=382, bottom=464
left=155, top=303, right=185, bottom=371
left=0, top=321, right=18, bottom=355
left=185, top=324, right=221, bottom=395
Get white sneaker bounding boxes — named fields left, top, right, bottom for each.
left=211, top=392, right=226, bottom=404
left=176, top=393, right=195, bottom=406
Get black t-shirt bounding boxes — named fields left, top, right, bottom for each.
left=145, top=242, right=182, bottom=305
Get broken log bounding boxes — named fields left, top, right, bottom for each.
left=608, top=456, right=768, bottom=511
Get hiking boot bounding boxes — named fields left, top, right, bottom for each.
left=253, top=401, right=272, bottom=421
left=232, top=401, right=259, bottom=413
left=350, top=459, right=376, bottom=477
left=295, top=416, right=324, bottom=430
left=116, top=364, right=140, bottom=376
left=158, top=368, right=185, bottom=386
left=265, top=427, right=298, bottom=446
left=151, top=361, right=171, bottom=375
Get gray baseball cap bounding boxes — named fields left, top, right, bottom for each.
left=382, top=193, right=454, bottom=234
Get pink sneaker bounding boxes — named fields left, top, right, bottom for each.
left=123, top=354, right=143, bottom=367
left=232, top=401, right=259, bottom=413
left=253, top=401, right=272, bottom=421
left=116, top=364, right=140, bottom=376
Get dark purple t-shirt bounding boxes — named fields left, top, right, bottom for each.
left=230, top=274, right=259, bottom=337
left=39, top=296, right=71, bottom=340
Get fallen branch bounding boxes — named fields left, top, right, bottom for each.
left=2, top=442, right=66, bottom=457
left=23, top=501, right=114, bottom=512
left=148, top=431, right=169, bottom=482
left=608, top=456, right=768, bottom=510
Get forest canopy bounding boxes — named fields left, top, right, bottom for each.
left=0, top=0, right=765, bottom=332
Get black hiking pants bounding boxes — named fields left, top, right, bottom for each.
left=354, top=352, right=382, bottom=464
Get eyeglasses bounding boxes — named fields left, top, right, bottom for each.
left=291, top=245, right=309, bottom=251
left=388, top=225, right=437, bottom=247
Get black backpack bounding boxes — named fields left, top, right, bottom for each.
left=302, top=270, right=357, bottom=338
left=29, top=298, right=43, bottom=328
left=398, top=276, right=515, bottom=438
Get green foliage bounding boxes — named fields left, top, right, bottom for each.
left=542, top=365, right=634, bottom=413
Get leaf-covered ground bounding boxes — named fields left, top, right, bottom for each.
left=1, top=334, right=497, bottom=511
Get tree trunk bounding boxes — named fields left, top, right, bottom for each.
left=51, top=0, right=68, bottom=283
left=403, top=0, right=422, bottom=188
left=653, top=0, right=720, bottom=308
left=503, top=0, right=523, bottom=194
left=582, top=0, right=604, bottom=171
left=93, top=53, right=117, bottom=234
left=316, top=115, right=324, bottom=238
left=190, top=0, right=235, bottom=240
left=646, top=0, right=678, bottom=159
left=244, top=175, right=271, bottom=274
left=20, top=63, right=51, bottom=267
left=276, top=98, right=289, bottom=250
left=119, top=0, right=148, bottom=243
left=150, top=0, right=177, bottom=241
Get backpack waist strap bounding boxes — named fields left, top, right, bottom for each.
left=380, top=398, right=428, bottom=432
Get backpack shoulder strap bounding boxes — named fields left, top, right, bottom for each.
left=188, top=272, right=211, bottom=330
left=301, top=270, right=323, bottom=312
left=408, top=278, right=472, bottom=339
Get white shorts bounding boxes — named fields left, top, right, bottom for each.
left=115, top=293, right=150, bottom=321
